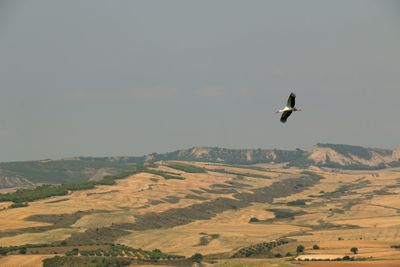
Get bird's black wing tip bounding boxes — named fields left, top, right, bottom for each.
left=280, top=110, right=292, bottom=123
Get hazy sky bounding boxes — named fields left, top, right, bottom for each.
left=0, top=1, right=399, bottom=162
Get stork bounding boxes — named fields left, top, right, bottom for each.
left=276, top=92, right=302, bottom=123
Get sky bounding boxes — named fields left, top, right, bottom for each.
left=0, top=0, right=399, bottom=162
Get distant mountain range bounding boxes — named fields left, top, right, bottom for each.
left=145, top=143, right=400, bottom=169
left=1, top=143, right=399, bottom=189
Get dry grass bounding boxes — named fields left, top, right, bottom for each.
left=297, top=261, right=400, bottom=267
left=0, top=163, right=275, bottom=246
left=212, top=258, right=296, bottom=267
left=118, top=203, right=305, bottom=256
left=0, top=228, right=76, bottom=246
left=0, top=202, right=12, bottom=209
left=0, top=255, right=53, bottom=267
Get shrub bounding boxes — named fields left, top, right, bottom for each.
left=296, top=245, right=305, bottom=254
left=80, top=251, right=89, bottom=256
left=10, top=202, right=28, bottom=208
left=249, top=217, right=259, bottom=223
left=190, top=253, right=203, bottom=262
left=287, top=199, right=307, bottom=206
left=65, top=251, right=73, bottom=256
left=350, top=247, right=358, bottom=254
left=313, top=245, right=320, bottom=250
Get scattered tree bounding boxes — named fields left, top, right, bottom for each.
left=343, top=255, right=351, bottom=261
left=190, top=253, right=203, bottom=262
left=296, top=245, right=305, bottom=254
left=350, top=247, right=358, bottom=254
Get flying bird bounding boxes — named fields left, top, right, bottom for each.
left=276, top=92, right=302, bottom=123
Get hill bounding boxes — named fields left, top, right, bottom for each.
left=0, top=161, right=400, bottom=266
left=0, top=158, right=141, bottom=189
left=1, top=143, right=400, bottom=189
left=149, top=144, right=400, bottom=169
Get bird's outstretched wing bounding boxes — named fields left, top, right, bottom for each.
left=280, top=110, right=292, bottom=123
left=286, top=93, right=296, bottom=108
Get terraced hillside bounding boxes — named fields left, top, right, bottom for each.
left=1, top=161, right=400, bottom=266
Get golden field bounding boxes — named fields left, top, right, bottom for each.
left=1, top=161, right=400, bottom=266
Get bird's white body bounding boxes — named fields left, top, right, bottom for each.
left=277, top=106, right=293, bottom=113
left=276, top=92, right=301, bottom=123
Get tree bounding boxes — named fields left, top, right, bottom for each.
left=343, top=255, right=351, bottom=261
left=190, top=253, right=203, bottom=262
left=350, top=247, right=358, bottom=254
left=71, top=248, right=79, bottom=255
left=19, top=247, right=27, bottom=254
left=296, top=245, right=305, bottom=254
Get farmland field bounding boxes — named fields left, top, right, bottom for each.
left=1, top=161, right=400, bottom=266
